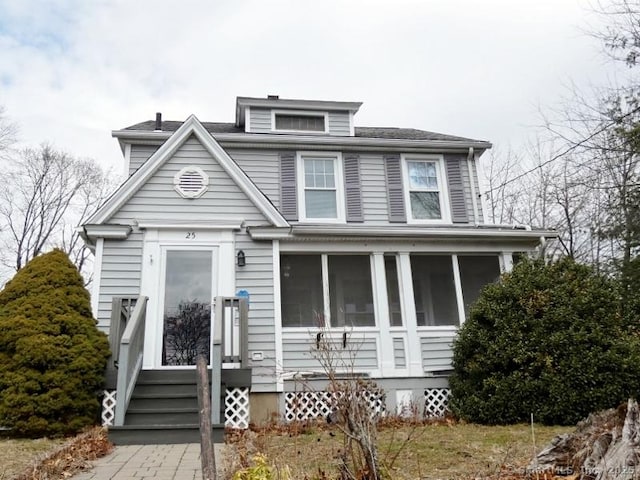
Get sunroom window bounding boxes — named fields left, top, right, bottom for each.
left=280, top=255, right=324, bottom=327
left=404, top=157, right=447, bottom=221
left=458, top=255, right=501, bottom=317
left=280, top=254, right=375, bottom=328
left=384, top=255, right=403, bottom=326
left=410, top=255, right=459, bottom=326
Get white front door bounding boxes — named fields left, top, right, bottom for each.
left=159, top=248, right=217, bottom=366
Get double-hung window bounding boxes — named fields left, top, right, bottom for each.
left=297, top=152, right=345, bottom=222
left=402, top=155, right=449, bottom=223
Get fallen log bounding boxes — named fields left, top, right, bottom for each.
left=529, top=399, right=640, bottom=480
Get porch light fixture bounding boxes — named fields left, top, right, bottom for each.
left=237, top=250, right=246, bottom=267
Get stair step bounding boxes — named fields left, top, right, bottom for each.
left=108, top=423, right=225, bottom=445
left=125, top=409, right=201, bottom=425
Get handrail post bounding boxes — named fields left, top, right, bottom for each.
left=211, top=296, right=223, bottom=425
left=239, top=298, right=249, bottom=368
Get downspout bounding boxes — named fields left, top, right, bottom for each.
left=467, top=147, right=480, bottom=224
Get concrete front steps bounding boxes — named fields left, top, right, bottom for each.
left=108, top=368, right=251, bottom=445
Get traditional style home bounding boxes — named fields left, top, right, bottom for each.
left=83, top=96, right=553, bottom=443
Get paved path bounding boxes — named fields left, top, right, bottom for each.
left=73, top=443, right=214, bottom=480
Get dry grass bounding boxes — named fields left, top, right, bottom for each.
left=0, top=436, right=66, bottom=479
left=227, top=421, right=571, bottom=479
left=1, top=427, right=113, bottom=480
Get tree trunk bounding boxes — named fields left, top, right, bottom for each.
left=530, top=399, right=640, bottom=480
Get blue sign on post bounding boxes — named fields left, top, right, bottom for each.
left=236, top=289, right=250, bottom=307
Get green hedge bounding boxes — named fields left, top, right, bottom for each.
left=0, top=249, right=110, bottom=436
left=449, top=257, right=640, bottom=425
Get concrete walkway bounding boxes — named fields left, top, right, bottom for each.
left=73, top=443, right=227, bottom=480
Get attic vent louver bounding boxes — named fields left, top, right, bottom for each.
left=173, top=166, right=209, bottom=199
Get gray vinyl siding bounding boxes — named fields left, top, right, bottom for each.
left=393, top=337, right=406, bottom=369
left=248, top=108, right=272, bottom=133
left=226, top=149, right=280, bottom=209
left=248, top=108, right=351, bottom=136
left=327, top=111, right=351, bottom=136
left=282, top=334, right=379, bottom=371
left=97, top=232, right=143, bottom=334
left=460, top=157, right=484, bottom=224
left=235, top=231, right=276, bottom=392
left=129, top=145, right=160, bottom=176
left=420, top=336, right=455, bottom=373
left=360, top=153, right=389, bottom=224
left=110, top=135, right=268, bottom=224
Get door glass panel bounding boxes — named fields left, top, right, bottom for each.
left=162, top=250, right=212, bottom=366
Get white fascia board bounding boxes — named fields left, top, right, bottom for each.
left=111, top=129, right=492, bottom=151
left=249, top=224, right=557, bottom=241
left=95, top=115, right=289, bottom=227
left=247, top=226, right=293, bottom=239
left=136, top=219, right=243, bottom=230
left=236, top=97, right=363, bottom=113
left=83, top=224, right=132, bottom=239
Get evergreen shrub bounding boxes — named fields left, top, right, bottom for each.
left=449, top=257, right=640, bottom=425
left=0, top=249, right=110, bottom=436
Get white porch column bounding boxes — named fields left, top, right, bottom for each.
left=499, top=252, right=514, bottom=273
left=372, top=253, right=395, bottom=376
left=398, top=253, right=423, bottom=377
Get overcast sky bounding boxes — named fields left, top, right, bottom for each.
left=0, top=0, right=628, bottom=174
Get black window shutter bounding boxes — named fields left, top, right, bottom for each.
left=384, top=154, right=406, bottom=223
left=279, top=152, right=298, bottom=221
left=444, top=154, right=469, bottom=223
left=343, top=154, right=364, bottom=222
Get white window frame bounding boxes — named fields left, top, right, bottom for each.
left=296, top=151, right=346, bottom=223
left=271, top=109, right=329, bottom=134
left=401, top=154, right=451, bottom=224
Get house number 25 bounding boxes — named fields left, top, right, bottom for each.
left=186, top=232, right=196, bottom=239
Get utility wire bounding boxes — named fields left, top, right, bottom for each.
left=485, top=104, right=640, bottom=194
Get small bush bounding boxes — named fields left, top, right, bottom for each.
left=449, top=257, right=640, bottom=426
left=0, top=249, right=110, bottom=437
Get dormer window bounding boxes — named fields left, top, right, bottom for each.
left=272, top=110, right=328, bottom=134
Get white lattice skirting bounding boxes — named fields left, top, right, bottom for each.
left=102, top=390, right=116, bottom=426
left=284, top=390, right=385, bottom=422
left=225, top=387, right=250, bottom=429
left=100, top=387, right=250, bottom=429
left=424, top=388, right=451, bottom=417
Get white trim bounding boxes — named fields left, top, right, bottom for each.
left=271, top=109, right=329, bottom=134
left=372, top=253, right=395, bottom=376
left=123, top=143, right=132, bottom=176
left=273, top=240, right=284, bottom=392
left=83, top=224, right=132, bottom=240
left=91, top=238, right=104, bottom=318
left=348, top=111, right=355, bottom=137
left=401, top=154, right=451, bottom=224
left=137, top=219, right=243, bottom=230
left=279, top=241, right=543, bottom=254
left=296, top=151, right=346, bottom=223
left=248, top=225, right=556, bottom=241
left=500, top=251, right=514, bottom=273
left=245, top=105, right=251, bottom=133
left=398, top=253, right=423, bottom=376
left=321, top=254, right=330, bottom=325
left=89, top=115, right=288, bottom=227
left=451, top=255, right=466, bottom=326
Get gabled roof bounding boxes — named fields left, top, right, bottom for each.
left=86, top=115, right=289, bottom=227
left=121, top=120, right=484, bottom=143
